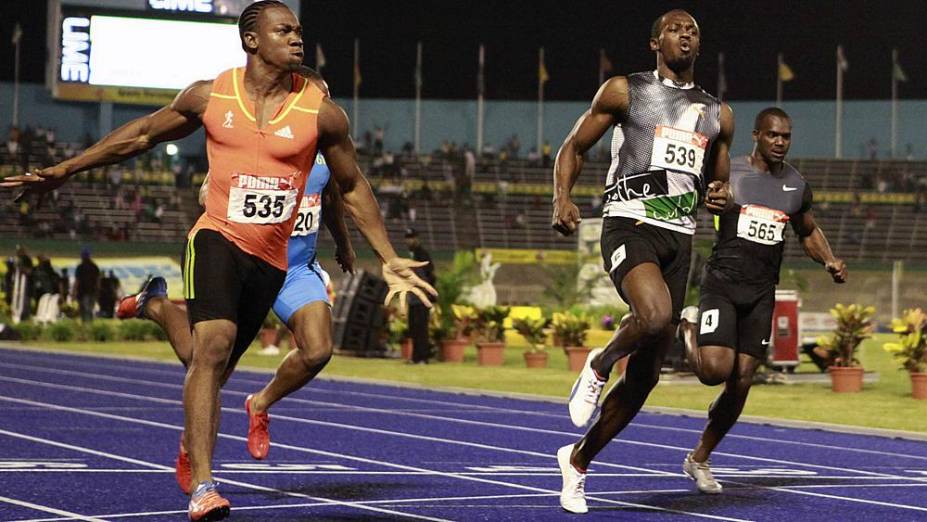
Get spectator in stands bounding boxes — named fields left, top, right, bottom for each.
left=867, top=137, right=878, bottom=160
left=374, top=126, right=385, bottom=155
left=154, top=200, right=166, bottom=224
left=542, top=140, right=552, bottom=168
left=97, top=270, right=120, bottom=319
left=17, top=200, right=31, bottom=226
left=527, top=147, right=540, bottom=164
left=905, top=144, right=915, bottom=161
left=464, top=146, right=476, bottom=186
left=9, top=246, right=34, bottom=321
left=508, top=134, right=521, bottom=158
left=74, top=247, right=100, bottom=322
left=404, top=228, right=435, bottom=364
left=57, top=268, right=70, bottom=305
left=32, top=255, right=59, bottom=306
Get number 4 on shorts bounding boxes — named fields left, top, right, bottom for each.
left=700, top=309, right=719, bottom=334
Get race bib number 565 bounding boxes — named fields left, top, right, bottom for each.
left=650, top=125, right=709, bottom=176
left=737, top=205, right=788, bottom=245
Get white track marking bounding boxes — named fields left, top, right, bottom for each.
left=0, top=428, right=450, bottom=522
left=0, top=393, right=753, bottom=521
left=0, top=495, right=106, bottom=522
left=2, top=369, right=922, bottom=482
left=3, top=354, right=926, bottom=461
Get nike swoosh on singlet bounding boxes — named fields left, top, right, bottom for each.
left=782, top=185, right=798, bottom=192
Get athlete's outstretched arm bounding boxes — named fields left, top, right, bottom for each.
left=704, top=103, right=735, bottom=215
left=1, top=81, right=211, bottom=196
left=552, top=77, right=629, bottom=236
left=321, top=182, right=355, bottom=273
left=792, top=207, right=847, bottom=283
left=318, top=98, right=436, bottom=310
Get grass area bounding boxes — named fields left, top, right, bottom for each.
left=16, top=331, right=926, bottom=434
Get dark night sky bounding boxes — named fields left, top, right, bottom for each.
left=1, top=1, right=925, bottom=102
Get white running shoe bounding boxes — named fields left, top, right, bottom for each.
left=683, top=453, right=723, bottom=494
left=557, top=444, right=588, bottom=514
left=680, top=305, right=699, bottom=325
left=258, top=345, right=280, bottom=356
left=568, top=348, right=606, bottom=428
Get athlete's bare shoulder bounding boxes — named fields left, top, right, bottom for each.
left=170, top=80, right=214, bottom=120
left=592, top=76, right=630, bottom=120
left=317, top=97, right=350, bottom=144
left=295, top=66, right=331, bottom=98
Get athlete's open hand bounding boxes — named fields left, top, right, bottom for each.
left=382, top=257, right=438, bottom=314
left=335, top=245, right=356, bottom=274
left=1, top=165, right=70, bottom=204
left=825, top=258, right=848, bottom=284
left=552, top=197, right=582, bottom=236
left=705, top=181, right=732, bottom=215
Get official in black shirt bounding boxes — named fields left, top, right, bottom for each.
left=404, top=228, right=435, bottom=363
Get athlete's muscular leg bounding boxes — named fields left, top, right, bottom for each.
left=248, top=302, right=333, bottom=414
left=691, top=353, right=761, bottom=462
left=184, top=319, right=237, bottom=485
left=571, top=264, right=675, bottom=468
left=144, top=297, right=194, bottom=367
left=572, top=326, right=673, bottom=469
left=680, top=316, right=737, bottom=386
left=592, top=263, right=674, bottom=379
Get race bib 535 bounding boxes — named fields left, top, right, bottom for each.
left=227, top=174, right=299, bottom=224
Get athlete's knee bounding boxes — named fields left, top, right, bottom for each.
left=698, top=356, right=733, bottom=386
left=632, top=307, right=673, bottom=339
left=191, top=328, right=235, bottom=371
left=295, top=330, right=333, bottom=368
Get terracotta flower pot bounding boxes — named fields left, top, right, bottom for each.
left=259, top=327, right=277, bottom=348
left=566, top=346, right=592, bottom=372
left=829, top=366, right=864, bottom=393
left=911, top=372, right=927, bottom=400
left=440, top=338, right=468, bottom=363
left=523, top=351, right=548, bottom=369
left=400, top=338, right=413, bottom=360
left=476, top=341, right=505, bottom=366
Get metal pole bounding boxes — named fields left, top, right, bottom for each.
left=352, top=38, right=359, bottom=141
left=776, top=53, right=783, bottom=108
left=476, top=44, right=484, bottom=155
left=537, top=47, right=544, bottom=155
left=12, top=36, right=21, bottom=127
left=891, top=48, right=898, bottom=158
left=835, top=46, right=844, bottom=159
left=414, top=42, right=422, bottom=154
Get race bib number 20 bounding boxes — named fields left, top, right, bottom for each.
left=650, top=125, right=708, bottom=176
left=737, top=205, right=788, bottom=245
left=292, top=194, right=321, bottom=237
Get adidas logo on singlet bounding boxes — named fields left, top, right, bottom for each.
left=274, top=125, right=295, bottom=140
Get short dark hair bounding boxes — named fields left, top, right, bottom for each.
left=754, top=107, right=791, bottom=130
left=238, top=0, right=289, bottom=53
left=651, top=9, right=694, bottom=39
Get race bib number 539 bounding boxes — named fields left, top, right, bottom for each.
left=650, top=125, right=708, bottom=176
left=737, top=205, right=788, bottom=245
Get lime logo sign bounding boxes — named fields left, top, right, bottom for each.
left=60, top=17, right=91, bottom=83
left=148, top=0, right=213, bottom=13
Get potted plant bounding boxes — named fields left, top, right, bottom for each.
left=475, top=305, right=510, bottom=366
left=440, top=304, right=477, bottom=362
left=883, top=308, right=927, bottom=400
left=513, top=316, right=549, bottom=369
left=552, top=311, right=592, bottom=372
left=388, top=316, right=411, bottom=360
left=816, top=303, right=875, bottom=393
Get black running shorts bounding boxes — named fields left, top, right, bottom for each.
left=695, top=268, right=775, bottom=360
left=599, top=217, right=692, bottom=323
left=182, top=229, right=286, bottom=364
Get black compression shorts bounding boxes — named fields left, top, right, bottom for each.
left=182, top=229, right=286, bottom=365
left=599, top=217, right=692, bottom=322
left=695, top=268, right=774, bottom=360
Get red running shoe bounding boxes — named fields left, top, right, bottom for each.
left=176, top=433, right=192, bottom=495
left=116, top=276, right=167, bottom=319
left=245, top=394, right=270, bottom=460
left=188, top=481, right=230, bottom=521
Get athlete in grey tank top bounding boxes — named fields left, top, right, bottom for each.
left=550, top=9, right=735, bottom=515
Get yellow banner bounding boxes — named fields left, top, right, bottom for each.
left=51, top=256, right=184, bottom=300
left=56, top=84, right=178, bottom=106
left=475, top=248, right=576, bottom=265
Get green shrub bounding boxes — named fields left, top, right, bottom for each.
left=119, top=319, right=159, bottom=341
left=15, top=321, right=44, bottom=341
left=46, top=321, right=77, bottom=342
left=89, top=321, right=116, bottom=342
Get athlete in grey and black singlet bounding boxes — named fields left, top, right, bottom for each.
left=603, top=71, right=722, bottom=234
left=677, top=108, right=847, bottom=495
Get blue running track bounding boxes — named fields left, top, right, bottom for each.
left=0, top=345, right=925, bottom=521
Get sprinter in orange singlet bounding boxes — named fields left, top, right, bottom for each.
left=2, top=3, right=436, bottom=520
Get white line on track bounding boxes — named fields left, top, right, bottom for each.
left=0, top=392, right=753, bottom=521
left=0, top=495, right=107, bottom=522
left=3, top=367, right=923, bottom=483
left=4, top=354, right=926, bottom=462
left=0, top=429, right=450, bottom=522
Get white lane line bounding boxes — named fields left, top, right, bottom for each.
left=0, top=428, right=450, bottom=522
left=7, top=378, right=927, bottom=517
left=783, top=483, right=927, bottom=490
left=721, top=478, right=927, bottom=513
left=1, top=369, right=917, bottom=482
left=5, top=356, right=926, bottom=463
left=0, top=393, right=752, bottom=522
left=0, top=495, right=106, bottom=522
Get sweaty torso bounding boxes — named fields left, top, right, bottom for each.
left=602, top=71, right=722, bottom=235
left=191, top=67, right=325, bottom=271
left=707, top=155, right=813, bottom=287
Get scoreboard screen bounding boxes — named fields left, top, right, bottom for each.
left=48, top=0, right=300, bottom=105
